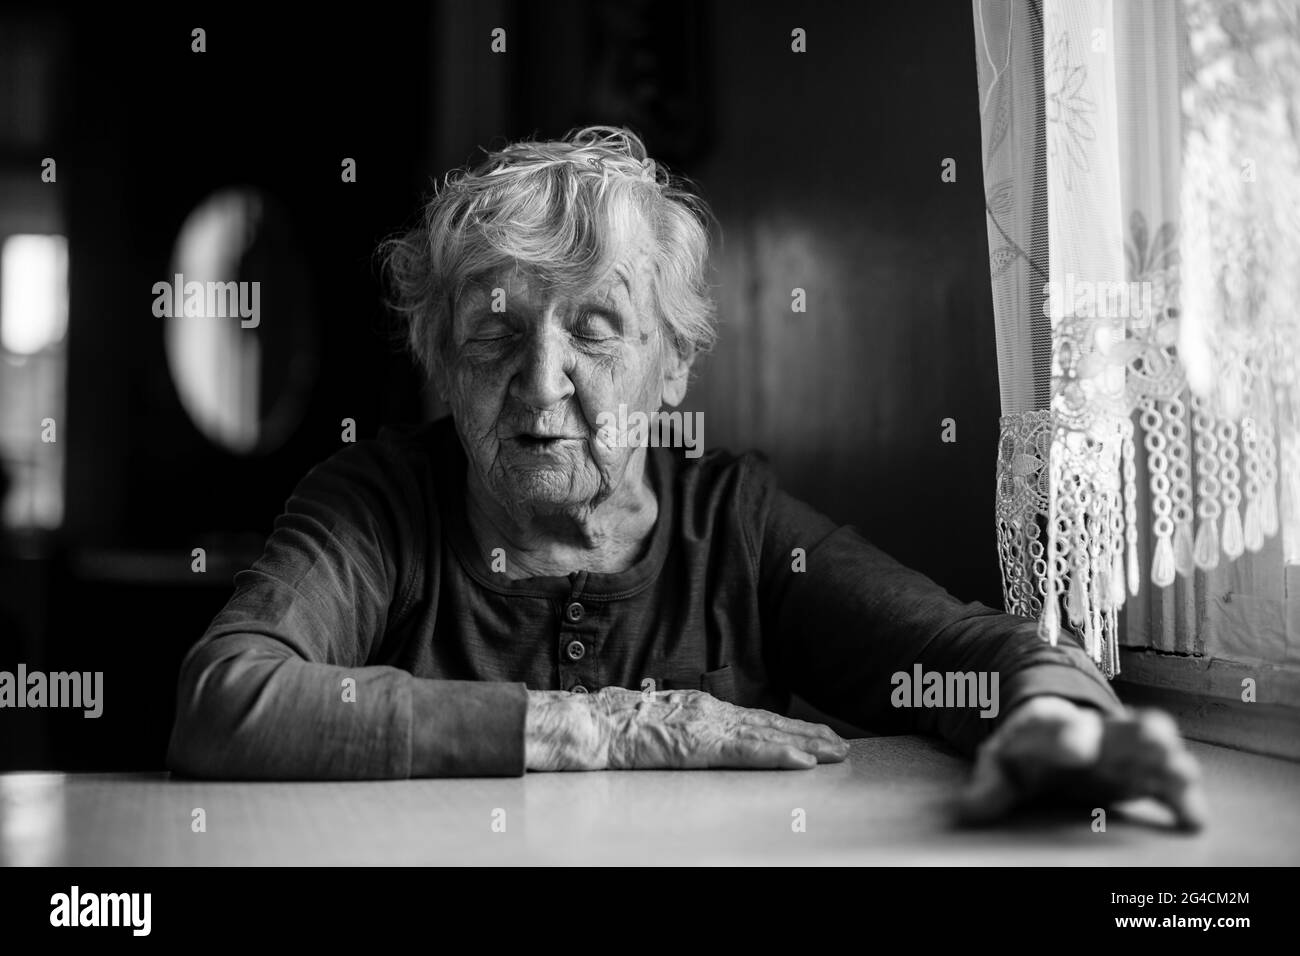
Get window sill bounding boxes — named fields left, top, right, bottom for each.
left=1115, top=649, right=1300, bottom=762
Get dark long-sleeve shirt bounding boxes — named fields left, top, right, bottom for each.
left=166, top=416, right=1122, bottom=779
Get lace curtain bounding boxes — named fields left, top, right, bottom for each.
left=973, top=0, right=1300, bottom=677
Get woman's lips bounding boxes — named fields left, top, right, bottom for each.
left=509, top=435, right=583, bottom=453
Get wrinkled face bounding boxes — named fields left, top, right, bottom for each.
left=439, top=220, right=689, bottom=520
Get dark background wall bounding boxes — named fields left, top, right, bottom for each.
left=0, top=1, right=1000, bottom=770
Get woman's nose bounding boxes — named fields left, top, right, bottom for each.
left=510, top=325, right=575, bottom=410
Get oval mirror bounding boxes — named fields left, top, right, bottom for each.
left=163, top=188, right=317, bottom=454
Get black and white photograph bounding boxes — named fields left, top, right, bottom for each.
left=0, top=0, right=1296, bottom=917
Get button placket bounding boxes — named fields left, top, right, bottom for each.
left=558, top=576, right=596, bottom=694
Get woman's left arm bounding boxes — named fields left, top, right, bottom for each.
left=751, top=473, right=1123, bottom=755
left=747, top=461, right=1204, bottom=826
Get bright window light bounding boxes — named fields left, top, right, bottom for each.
left=1, top=234, right=69, bottom=355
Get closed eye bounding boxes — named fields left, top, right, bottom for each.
left=465, top=313, right=519, bottom=343
left=573, top=309, right=619, bottom=341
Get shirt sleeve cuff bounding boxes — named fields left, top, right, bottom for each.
left=408, top=679, right=529, bottom=777
left=999, top=662, right=1126, bottom=721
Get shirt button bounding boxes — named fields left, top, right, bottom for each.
left=565, top=640, right=586, bottom=661
left=570, top=684, right=588, bottom=694
left=565, top=601, right=585, bottom=623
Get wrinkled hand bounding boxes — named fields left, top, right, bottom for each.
left=525, top=687, right=849, bottom=771
left=955, top=695, right=1208, bottom=830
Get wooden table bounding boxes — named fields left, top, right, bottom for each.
left=2, top=736, right=1297, bottom=865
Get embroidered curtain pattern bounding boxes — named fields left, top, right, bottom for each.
left=973, top=0, right=1300, bottom=676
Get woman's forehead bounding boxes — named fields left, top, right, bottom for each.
left=463, top=256, right=647, bottom=307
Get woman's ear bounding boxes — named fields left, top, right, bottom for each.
left=661, top=345, right=695, bottom=408
left=430, top=350, right=449, bottom=402
left=429, top=319, right=454, bottom=403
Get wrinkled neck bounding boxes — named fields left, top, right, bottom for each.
left=463, top=454, right=659, bottom=578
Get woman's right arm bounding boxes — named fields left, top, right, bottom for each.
left=167, top=440, right=528, bottom=780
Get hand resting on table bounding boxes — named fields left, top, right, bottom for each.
left=524, top=688, right=1207, bottom=830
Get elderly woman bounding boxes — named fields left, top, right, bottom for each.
left=167, top=127, right=1204, bottom=827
